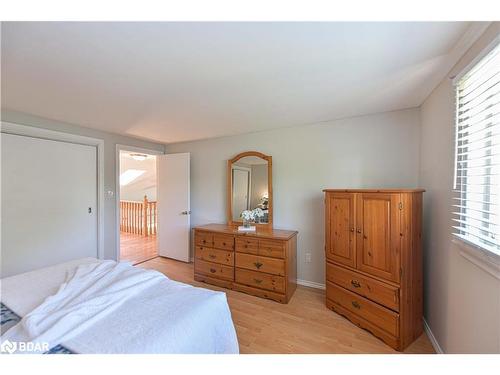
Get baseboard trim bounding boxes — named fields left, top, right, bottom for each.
left=297, top=279, right=326, bottom=290
left=423, top=318, right=444, bottom=354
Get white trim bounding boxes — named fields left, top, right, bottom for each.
left=452, top=238, right=500, bottom=281
left=115, top=144, right=164, bottom=261
left=423, top=319, right=444, bottom=354
left=452, top=33, right=499, bottom=85
left=0, top=121, right=105, bottom=260
left=297, top=279, right=326, bottom=290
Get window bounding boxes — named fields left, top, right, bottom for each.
left=453, top=41, right=500, bottom=256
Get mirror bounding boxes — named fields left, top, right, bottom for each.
left=227, top=151, right=272, bottom=228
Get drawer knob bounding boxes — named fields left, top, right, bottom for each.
left=351, top=301, right=361, bottom=309
left=209, top=268, right=216, bottom=273
left=209, top=254, right=216, bottom=259
left=357, top=228, right=362, bottom=234
left=254, top=262, right=263, bottom=269
left=351, top=280, right=361, bottom=288
left=254, top=278, right=263, bottom=284
left=350, top=228, right=355, bottom=233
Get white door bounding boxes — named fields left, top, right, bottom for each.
left=232, top=168, right=250, bottom=219
left=157, top=153, right=190, bottom=262
left=1, top=133, right=97, bottom=277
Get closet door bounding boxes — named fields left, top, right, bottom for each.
left=356, top=193, right=401, bottom=282
left=1, top=133, right=97, bottom=277
left=325, top=192, right=356, bottom=268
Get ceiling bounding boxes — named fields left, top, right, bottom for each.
left=1, top=22, right=489, bottom=144
left=120, top=151, right=156, bottom=195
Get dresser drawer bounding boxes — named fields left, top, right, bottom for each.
left=195, top=231, right=214, bottom=247
left=258, top=239, right=285, bottom=259
left=195, top=246, right=233, bottom=266
left=326, top=263, right=400, bottom=311
left=235, top=237, right=259, bottom=255
left=235, top=268, right=285, bottom=293
left=235, top=253, right=285, bottom=276
left=327, top=282, right=399, bottom=337
left=195, top=259, right=234, bottom=281
left=233, top=283, right=286, bottom=303
left=213, top=234, right=234, bottom=251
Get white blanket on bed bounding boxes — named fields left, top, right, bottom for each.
left=2, top=261, right=164, bottom=352
left=1, top=259, right=239, bottom=354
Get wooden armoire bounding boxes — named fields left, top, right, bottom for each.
left=323, top=189, right=424, bottom=351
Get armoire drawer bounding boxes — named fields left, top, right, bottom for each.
left=326, top=282, right=399, bottom=337
left=326, top=262, right=400, bottom=311
left=194, top=259, right=234, bottom=281
left=235, top=253, right=285, bottom=276
left=235, top=268, right=285, bottom=293
left=195, top=246, right=233, bottom=266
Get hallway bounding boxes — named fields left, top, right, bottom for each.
left=120, top=232, right=158, bottom=265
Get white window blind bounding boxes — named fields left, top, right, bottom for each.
left=453, top=42, right=500, bottom=256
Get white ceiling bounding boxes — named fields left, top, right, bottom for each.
left=1, top=22, right=489, bottom=144
left=120, top=151, right=156, bottom=194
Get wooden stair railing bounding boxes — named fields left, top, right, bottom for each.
left=120, top=195, right=157, bottom=236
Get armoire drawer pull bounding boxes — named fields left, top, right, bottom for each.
left=351, top=301, right=361, bottom=309
left=208, top=254, right=216, bottom=259
left=350, top=228, right=355, bottom=232
left=209, top=268, right=216, bottom=273
left=356, top=228, right=362, bottom=234
left=254, top=262, right=263, bottom=269
left=351, top=280, right=361, bottom=288
left=253, top=278, right=263, bottom=284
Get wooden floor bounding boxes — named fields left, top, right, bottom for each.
left=139, top=257, right=435, bottom=354
left=120, top=232, right=158, bottom=265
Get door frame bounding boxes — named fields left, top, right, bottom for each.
left=115, top=144, right=164, bottom=261
left=1, top=121, right=105, bottom=259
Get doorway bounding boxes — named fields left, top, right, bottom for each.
left=118, top=149, right=159, bottom=264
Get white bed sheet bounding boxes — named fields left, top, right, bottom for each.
left=0, top=258, right=239, bottom=354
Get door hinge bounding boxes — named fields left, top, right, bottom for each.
left=398, top=202, right=403, bottom=210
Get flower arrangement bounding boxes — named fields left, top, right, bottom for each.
left=240, top=208, right=265, bottom=227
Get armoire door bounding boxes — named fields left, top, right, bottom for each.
left=356, top=193, right=401, bottom=282
left=325, top=192, right=356, bottom=268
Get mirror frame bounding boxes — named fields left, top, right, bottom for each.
left=227, top=151, right=273, bottom=229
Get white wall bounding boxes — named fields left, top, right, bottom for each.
left=419, top=23, right=500, bottom=353
left=167, top=108, right=421, bottom=285
left=1, top=110, right=165, bottom=260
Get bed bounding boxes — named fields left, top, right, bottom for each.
left=0, top=258, right=239, bottom=354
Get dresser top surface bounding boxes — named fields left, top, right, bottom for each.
left=194, top=223, right=297, bottom=240
left=323, top=188, right=425, bottom=193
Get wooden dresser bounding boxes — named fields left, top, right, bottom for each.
left=324, top=189, right=424, bottom=351
left=193, top=224, right=297, bottom=303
